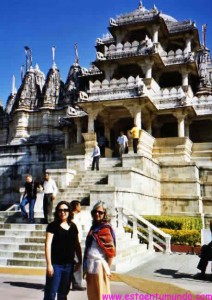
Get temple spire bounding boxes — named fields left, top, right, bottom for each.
left=202, top=24, right=207, bottom=48
left=74, top=43, right=79, bottom=65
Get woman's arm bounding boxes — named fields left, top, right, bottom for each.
left=45, top=232, right=54, bottom=277
left=75, top=236, right=82, bottom=271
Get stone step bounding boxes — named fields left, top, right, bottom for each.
left=0, top=250, right=45, bottom=259
left=0, top=243, right=20, bottom=251
left=0, top=229, right=45, bottom=237
left=19, top=243, right=45, bottom=251
left=0, top=258, right=46, bottom=267
left=0, top=223, right=46, bottom=230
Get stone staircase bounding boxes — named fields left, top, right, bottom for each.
left=0, top=157, right=161, bottom=272
left=0, top=221, right=154, bottom=272
left=0, top=223, right=46, bottom=268
left=57, top=170, right=109, bottom=205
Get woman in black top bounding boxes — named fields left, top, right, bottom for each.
left=43, top=201, right=82, bottom=300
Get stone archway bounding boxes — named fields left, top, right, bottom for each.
left=95, top=106, right=133, bottom=157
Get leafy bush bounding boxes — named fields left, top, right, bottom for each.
left=144, top=216, right=202, bottom=230
left=161, top=228, right=201, bottom=246
left=126, top=215, right=202, bottom=246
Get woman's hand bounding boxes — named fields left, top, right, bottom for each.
left=46, top=264, right=54, bottom=277
left=107, top=273, right=112, bottom=280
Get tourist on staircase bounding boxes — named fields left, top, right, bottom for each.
left=70, top=200, right=86, bottom=291
left=91, top=142, right=101, bottom=171
left=20, top=174, right=41, bottom=223
left=83, top=201, right=116, bottom=300
left=43, top=201, right=82, bottom=300
left=130, top=124, right=139, bottom=154
left=43, top=172, right=58, bottom=224
left=117, top=131, right=128, bottom=157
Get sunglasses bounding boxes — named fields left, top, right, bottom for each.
left=93, top=210, right=104, bottom=215
left=58, top=208, right=69, bottom=213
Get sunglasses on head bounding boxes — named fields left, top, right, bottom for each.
left=58, top=208, right=69, bottom=213
left=92, top=209, right=104, bottom=215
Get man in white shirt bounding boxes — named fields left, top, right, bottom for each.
left=117, top=131, right=128, bottom=157
left=70, top=200, right=86, bottom=291
left=91, top=142, right=101, bottom=171
left=43, top=172, right=58, bottom=223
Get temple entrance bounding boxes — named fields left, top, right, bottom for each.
left=94, top=107, right=134, bottom=157
left=110, top=117, right=133, bottom=156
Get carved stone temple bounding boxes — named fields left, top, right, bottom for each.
left=0, top=2, right=212, bottom=223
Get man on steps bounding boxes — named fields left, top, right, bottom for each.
left=70, top=200, right=86, bottom=291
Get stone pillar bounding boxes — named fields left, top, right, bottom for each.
left=75, top=119, right=82, bottom=144
left=182, top=70, right=189, bottom=86
left=88, top=114, right=95, bottom=132
left=146, top=120, right=152, bottom=135
left=145, top=63, right=152, bottom=79
left=103, top=65, right=116, bottom=81
left=173, top=112, right=187, bottom=137
left=185, top=119, right=192, bottom=138
left=134, top=111, right=142, bottom=129
left=185, top=37, right=191, bottom=53
left=152, top=25, right=159, bottom=43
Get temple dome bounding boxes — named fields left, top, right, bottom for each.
left=160, top=13, right=177, bottom=23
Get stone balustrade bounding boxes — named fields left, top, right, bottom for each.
left=83, top=76, right=145, bottom=101
left=153, top=86, right=186, bottom=104
left=192, top=95, right=212, bottom=115
left=89, top=76, right=143, bottom=92
left=160, top=49, right=195, bottom=65
left=96, top=38, right=155, bottom=61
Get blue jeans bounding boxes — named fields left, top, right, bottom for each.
left=20, top=197, right=36, bottom=222
left=43, top=263, right=73, bottom=300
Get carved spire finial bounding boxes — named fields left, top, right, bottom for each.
left=202, top=24, right=207, bottom=48
left=21, top=65, right=25, bottom=81
left=74, top=43, right=79, bottom=65
left=24, top=46, right=32, bottom=72
left=12, top=75, right=16, bottom=95
left=139, top=0, right=143, bottom=9
left=52, top=46, right=57, bottom=68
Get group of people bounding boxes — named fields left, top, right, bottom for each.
left=43, top=200, right=116, bottom=300
left=20, top=172, right=58, bottom=224
left=91, top=124, right=140, bottom=171
left=117, top=124, right=140, bottom=157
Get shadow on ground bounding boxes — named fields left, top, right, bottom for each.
left=154, top=268, right=212, bottom=282
left=4, top=281, right=44, bottom=290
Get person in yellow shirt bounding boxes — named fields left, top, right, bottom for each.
left=130, top=124, right=139, bottom=153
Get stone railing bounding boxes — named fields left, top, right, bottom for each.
left=96, top=39, right=156, bottom=61
left=117, top=206, right=171, bottom=253
left=79, top=76, right=146, bottom=101
left=152, top=86, right=185, bottom=108
left=192, top=95, right=212, bottom=115
left=160, top=49, right=195, bottom=65
left=89, top=76, right=143, bottom=91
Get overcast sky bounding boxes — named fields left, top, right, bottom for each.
left=0, top=0, right=212, bottom=107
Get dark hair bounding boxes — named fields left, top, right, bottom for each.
left=70, top=200, right=81, bottom=211
left=91, top=201, right=110, bottom=225
left=54, top=201, right=73, bottom=224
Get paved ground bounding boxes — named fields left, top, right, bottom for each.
left=0, top=274, right=140, bottom=299
left=127, top=252, right=212, bottom=295
left=0, top=253, right=212, bottom=299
